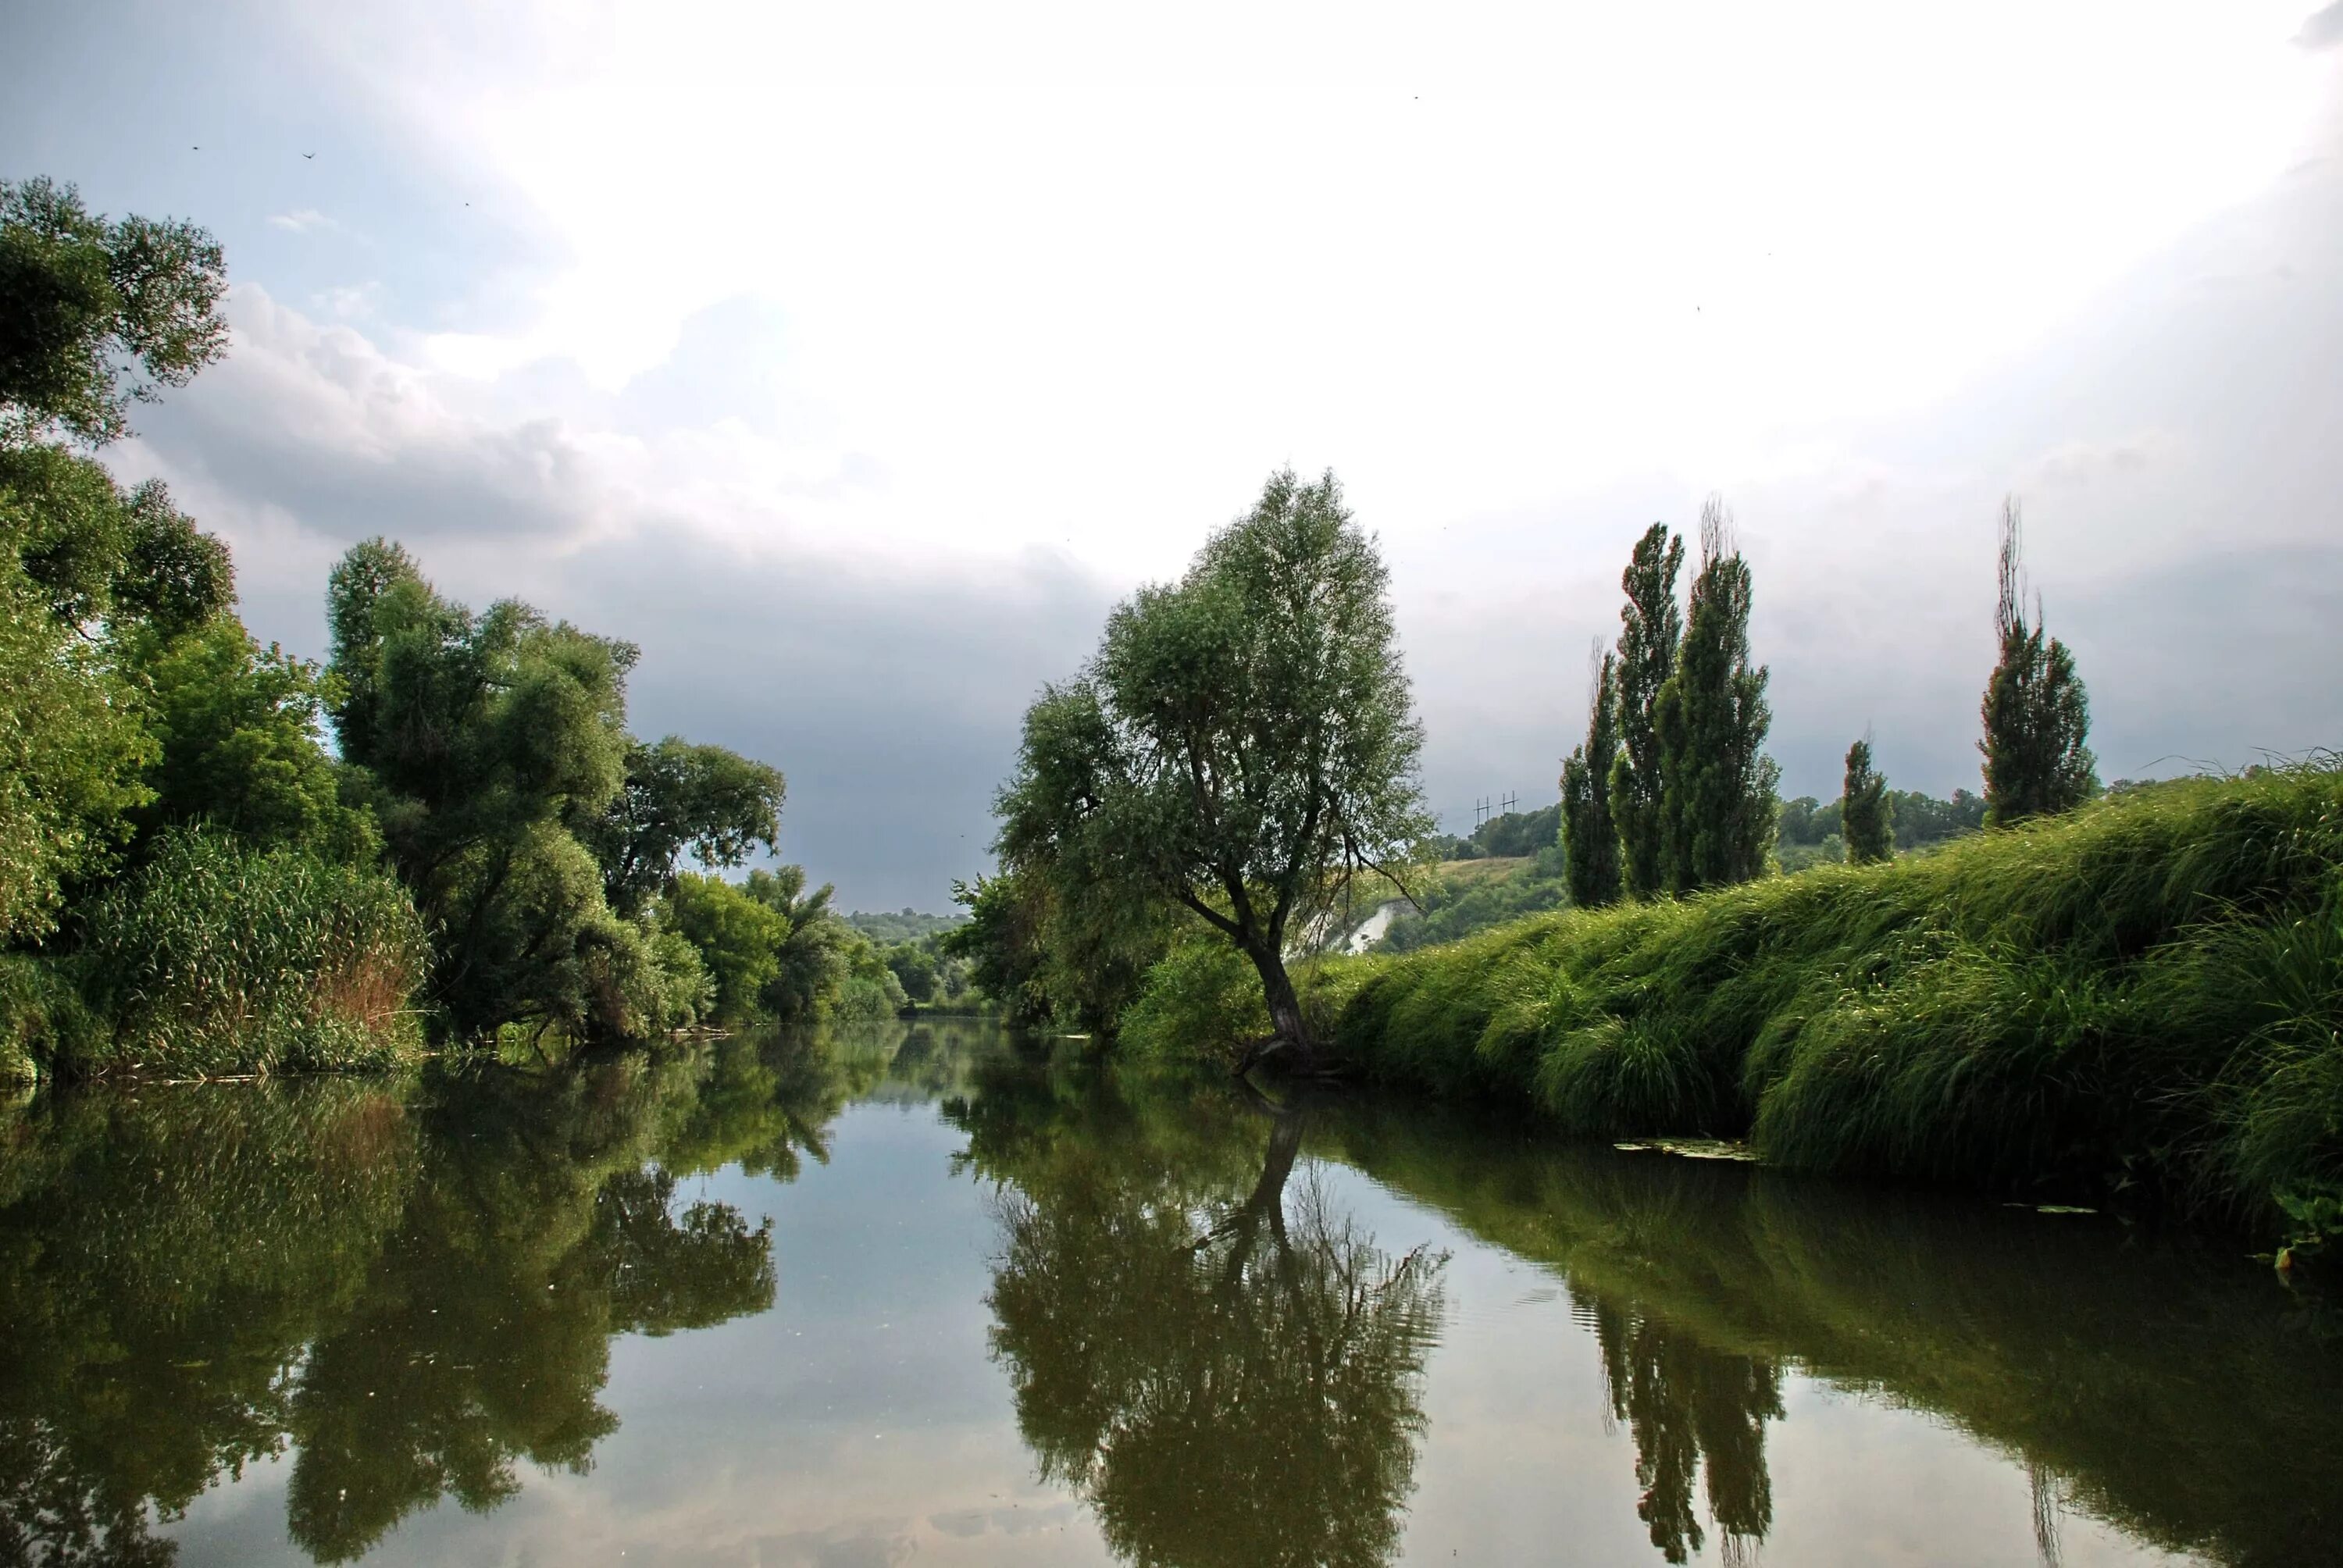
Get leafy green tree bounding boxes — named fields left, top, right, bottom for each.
left=944, top=870, right=1058, bottom=1026
left=1979, top=498, right=2096, bottom=826
left=0, top=176, right=227, bottom=447
left=742, top=866, right=855, bottom=1021
left=128, top=618, right=376, bottom=861
left=587, top=736, right=784, bottom=918
left=1841, top=738, right=1893, bottom=865
left=0, top=447, right=229, bottom=636
left=667, top=873, right=790, bottom=1021
left=0, top=546, right=150, bottom=939
left=0, top=457, right=230, bottom=941
left=324, top=540, right=658, bottom=1039
left=1562, top=645, right=1624, bottom=907
left=1608, top=523, right=1683, bottom=899
left=885, top=942, right=940, bottom=1003
left=1888, top=787, right=1985, bottom=849
left=995, top=470, right=1429, bottom=1070
left=1653, top=499, right=1778, bottom=892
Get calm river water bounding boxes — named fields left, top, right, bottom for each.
left=1, top=1021, right=2335, bottom=1566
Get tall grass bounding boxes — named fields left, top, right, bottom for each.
left=66, top=828, right=430, bottom=1077
left=1305, top=764, right=2343, bottom=1228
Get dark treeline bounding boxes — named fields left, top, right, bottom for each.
left=0, top=180, right=914, bottom=1080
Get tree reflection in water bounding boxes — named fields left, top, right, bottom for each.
left=0, top=1034, right=872, bottom=1565
left=974, top=1081, right=1448, bottom=1568
left=1587, top=1296, right=1782, bottom=1566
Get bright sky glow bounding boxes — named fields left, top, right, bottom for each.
left=8, top=0, right=2340, bottom=904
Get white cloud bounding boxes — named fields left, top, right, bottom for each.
left=266, top=207, right=342, bottom=235
left=49, top=2, right=2343, bottom=896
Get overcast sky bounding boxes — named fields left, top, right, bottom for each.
left=9, top=2, right=2341, bottom=911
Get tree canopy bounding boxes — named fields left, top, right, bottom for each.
left=1609, top=523, right=1683, bottom=900
left=1979, top=498, right=2096, bottom=827
left=1841, top=738, right=1892, bottom=865
left=0, top=176, right=228, bottom=447
left=1653, top=498, right=1778, bottom=892
left=992, top=469, right=1428, bottom=1067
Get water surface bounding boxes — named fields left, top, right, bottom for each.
left=1, top=1021, right=2334, bottom=1565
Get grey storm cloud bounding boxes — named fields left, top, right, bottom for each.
left=110, top=287, right=1117, bottom=910
left=536, top=529, right=1112, bottom=911
left=135, top=287, right=602, bottom=543
left=94, top=59, right=2343, bottom=901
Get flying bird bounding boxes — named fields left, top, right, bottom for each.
left=302, top=151, right=315, bottom=159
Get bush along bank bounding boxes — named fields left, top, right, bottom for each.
left=1304, top=763, right=2343, bottom=1237
left=44, top=829, right=430, bottom=1078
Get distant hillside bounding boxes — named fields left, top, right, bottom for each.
left=845, top=908, right=970, bottom=944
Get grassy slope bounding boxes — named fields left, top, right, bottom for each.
left=1309, top=764, right=2343, bottom=1228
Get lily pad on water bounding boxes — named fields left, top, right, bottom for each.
left=1612, top=1139, right=1760, bottom=1164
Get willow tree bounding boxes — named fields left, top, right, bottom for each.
left=995, top=469, right=1428, bottom=1072
left=1561, top=640, right=1623, bottom=907
left=1978, top=497, right=2095, bottom=826
left=1608, top=523, right=1683, bottom=899
left=1841, top=736, right=1892, bottom=864
left=1654, top=497, right=1778, bottom=892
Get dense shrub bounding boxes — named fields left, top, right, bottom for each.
left=68, top=829, right=428, bottom=1076
left=1119, top=932, right=1272, bottom=1058
left=1308, top=764, right=2343, bottom=1232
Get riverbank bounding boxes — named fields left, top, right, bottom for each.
left=1309, top=762, right=2343, bottom=1234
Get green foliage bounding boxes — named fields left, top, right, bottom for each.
left=1608, top=522, right=1682, bottom=900
left=0, top=447, right=237, bottom=940
left=1563, top=648, right=1624, bottom=907
left=325, top=540, right=648, bottom=1039
left=1378, top=846, right=1571, bottom=954
left=0, top=545, right=150, bottom=939
left=945, top=869, right=1061, bottom=1027
left=586, top=736, right=783, bottom=918
left=70, top=829, right=426, bottom=1077
left=667, top=873, right=790, bottom=1022
left=0, top=953, right=101, bottom=1084
left=845, top=907, right=968, bottom=944
left=1118, top=930, right=1272, bottom=1059
left=1314, top=763, right=2343, bottom=1234
left=1653, top=500, right=1778, bottom=892
left=127, top=616, right=376, bottom=862
left=1467, top=801, right=1562, bottom=859
left=883, top=941, right=940, bottom=1003
left=993, top=469, right=1430, bottom=1064
left=0, top=176, right=228, bottom=448
left=742, top=866, right=854, bottom=1021
left=1842, top=738, right=1892, bottom=865
left=1981, top=498, right=2096, bottom=827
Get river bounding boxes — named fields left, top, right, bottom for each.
left=0, top=1020, right=2334, bottom=1565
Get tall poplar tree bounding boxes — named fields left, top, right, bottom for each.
left=1560, top=641, right=1623, bottom=907
left=1978, top=498, right=2095, bottom=826
left=1607, top=523, right=1682, bottom=899
left=1842, top=736, right=1892, bottom=864
left=1653, top=497, right=1779, bottom=892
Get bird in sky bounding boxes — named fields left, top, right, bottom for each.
left=302, top=151, right=315, bottom=159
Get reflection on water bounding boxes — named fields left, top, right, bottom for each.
left=1589, top=1297, right=1779, bottom=1566
left=0, top=1021, right=2337, bottom=1565
left=968, top=1089, right=1446, bottom=1568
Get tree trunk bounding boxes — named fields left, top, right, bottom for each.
left=1243, top=943, right=1316, bottom=1074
